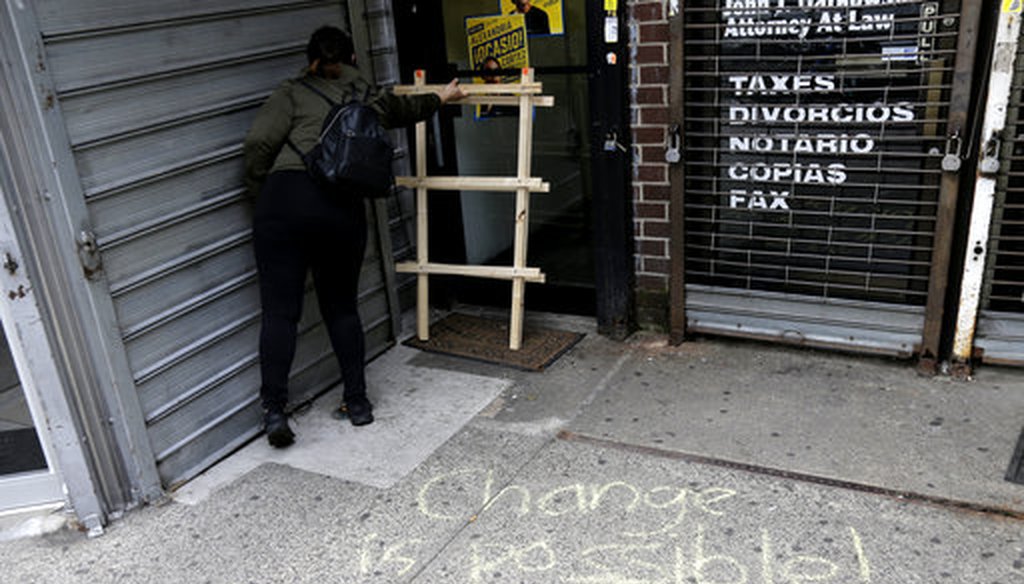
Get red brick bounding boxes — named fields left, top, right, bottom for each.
left=633, top=2, right=665, bottom=22
left=637, top=274, right=668, bottom=290
left=643, top=257, right=670, bottom=274
left=638, top=238, right=668, bottom=257
left=642, top=145, right=666, bottom=164
left=640, top=23, right=669, bottom=43
left=636, top=202, right=667, bottom=220
left=636, top=45, right=666, bottom=65
left=640, top=106, right=670, bottom=125
left=636, top=164, right=666, bottom=183
left=640, top=65, right=669, bottom=84
left=643, top=184, right=672, bottom=201
left=636, top=86, right=665, bottom=105
left=642, top=220, right=671, bottom=238
left=634, top=127, right=665, bottom=145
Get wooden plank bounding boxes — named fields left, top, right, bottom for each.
left=414, top=70, right=429, bottom=341
left=460, top=95, right=554, bottom=107
left=394, top=82, right=543, bottom=96
left=395, top=262, right=546, bottom=283
left=509, top=69, right=535, bottom=350
left=390, top=68, right=547, bottom=350
left=395, top=176, right=549, bottom=192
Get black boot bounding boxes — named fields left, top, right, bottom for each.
left=263, top=410, right=295, bottom=448
left=343, top=395, right=374, bottom=427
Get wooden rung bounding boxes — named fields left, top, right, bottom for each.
left=396, top=176, right=549, bottom=192
left=396, top=262, right=546, bottom=283
left=393, top=83, right=544, bottom=96
left=459, top=95, right=555, bottom=107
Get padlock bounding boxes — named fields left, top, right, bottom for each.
left=604, top=130, right=627, bottom=153
left=979, top=135, right=1001, bottom=176
left=941, top=131, right=962, bottom=173
left=941, top=154, right=961, bottom=173
left=603, top=129, right=617, bottom=151
left=664, top=124, right=682, bottom=164
left=980, top=156, right=1000, bottom=175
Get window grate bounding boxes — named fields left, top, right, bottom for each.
left=682, top=0, right=962, bottom=307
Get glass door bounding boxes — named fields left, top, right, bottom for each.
left=0, top=324, right=63, bottom=513
left=394, top=0, right=596, bottom=315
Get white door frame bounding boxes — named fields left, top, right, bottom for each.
left=0, top=182, right=72, bottom=516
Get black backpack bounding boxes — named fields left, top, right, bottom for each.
left=287, top=80, right=395, bottom=198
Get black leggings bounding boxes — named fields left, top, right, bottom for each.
left=254, top=170, right=368, bottom=412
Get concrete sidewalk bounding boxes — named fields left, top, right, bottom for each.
left=2, top=309, right=1023, bottom=583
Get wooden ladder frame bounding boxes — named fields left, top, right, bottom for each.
left=393, top=68, right=554, bottom=350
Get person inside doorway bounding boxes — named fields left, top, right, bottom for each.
left=478, top=56, right=517, bottom=118
left=510, top=0, right=550, bottom=36
left=481, top=55, right=502, bottom=85
left=243, top=25, right=465, bottom=447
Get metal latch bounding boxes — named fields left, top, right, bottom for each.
left=76, top=230, right=102, bottom=279
left=941, top=131, right=962, bottom=173
left=979, top=134, right=1001, bottom=176
left=3, top=252, right=17, bottom=275
left=665, top=124, right=681, bottom=164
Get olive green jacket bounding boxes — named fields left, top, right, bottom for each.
left=243, top=64, right=441, bottom=197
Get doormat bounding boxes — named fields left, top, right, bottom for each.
left=0, top=428, right=47, bottom=475
left=403, top=313, right=584, bottom=371
left=1007, top=425, right=1024, bottom=485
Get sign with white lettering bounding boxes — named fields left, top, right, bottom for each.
left=717, top=1, right=933, bottom=213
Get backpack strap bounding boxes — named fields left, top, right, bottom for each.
left=296, top=79, right=338, bottom=106
left=298, top=77, right=376, bottom=105
left=285, top=78, right=374, bottom=156
left=284, top=79, right=336, bottom=157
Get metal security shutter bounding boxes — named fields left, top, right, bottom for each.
left=679, top=1, right=965, bottom=356
left=352, top=0, right=419, bottom=311
left=975, top=18, right=1024, bottom=366
left=34, top=0, right=397, bottom=487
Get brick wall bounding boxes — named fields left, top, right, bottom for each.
left=629, top=0, right=672, bottom=328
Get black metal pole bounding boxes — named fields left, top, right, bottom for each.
left=587, top=3, right=635, bottom=340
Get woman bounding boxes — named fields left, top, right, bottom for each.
left=243, top=26, right=464, bottom=447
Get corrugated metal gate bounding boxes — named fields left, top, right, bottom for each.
left=677, top=0, right=966, bottom=356
left=975, top=15, right=1024, bottom=366
left=353, top=0, right=418, bottom=315
left=32, top=0, right=397, bottom=487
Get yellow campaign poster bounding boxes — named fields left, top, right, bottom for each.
left=467, top=14, right=529, bottom=75
left=500, top=0, right=564, bottom=36
left=466, top=14, right=530, bottom=118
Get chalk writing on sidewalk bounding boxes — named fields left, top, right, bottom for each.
left=418, top=468, right=735, bottom=537
left=353, top=468, right=877, bottom=582
left=358, top=533, right=421, bottom=577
